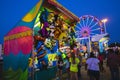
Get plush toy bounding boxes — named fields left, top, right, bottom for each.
left=49, top=24, right=55, bottom=37
left=58, top=23, right=69, bottom=40
left=37, top=44, right=44, bottom=53
left=35, top=40, right=45, bottom=59
left=47, top=12, right=55, bottom=24
left=48, top=14, right=59, bottom=25
left=58, top=31, right=67, bottom=40
left=33, top=36, right=45, bottom=49
left=33, top=51, right=38, bottom=69
left=55, top=17, right=62, bottom=27
left=44, top=38, right=52, bottom=49
left=54, top=27, right=62, bottom=40
left=34, top=35, right=45, bottom=41
left=68, top=26, right=75, bottom=38
left=38, top=8, right=50, bottom=38
left=69, top=37, right=76, bottom=46
left=37, top=50, right=48, bottom=70
left=38, top=22, right=49, bottom=38
left=39, top=8, right=49, bottom=24
left=28, top=58, right=33, bottom=68
left=44, top=38, right=57, bottom=53
left=37, top=50, right=46, bottom=59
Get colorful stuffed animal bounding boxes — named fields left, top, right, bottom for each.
left=38, top=22, right=49, bottom=38
left=39, top=8, right=49, bottom=24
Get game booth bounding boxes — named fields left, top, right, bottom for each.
left=91, top=33, right=109, bottom=53
left=3, top=0, right=79, bottom=80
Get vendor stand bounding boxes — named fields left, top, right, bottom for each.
left=3, top=0, right=79, bottom=80
left=33, top=0, right=79, bottom=79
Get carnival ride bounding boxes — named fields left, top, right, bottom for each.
left=75, top=15, right=104, bottom=38
left=75, top=15, right=108, bottom=52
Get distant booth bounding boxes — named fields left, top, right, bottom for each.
left=91, top=33, right=109, bottom=53
left=3, top=0, right=79, bottom=80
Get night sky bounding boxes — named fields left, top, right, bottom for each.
left=0, top=0, right=120, bottom=44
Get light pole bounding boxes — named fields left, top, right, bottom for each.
left=101, top=18, right=108, bottom=33
left=101, top=18, right=109, bottom=50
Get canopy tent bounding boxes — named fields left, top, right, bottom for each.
left=0, top=0, right=40, bottom=44
left=3, top=1, right=43, bottom=80
left=3, top=0, right=79, bottom=80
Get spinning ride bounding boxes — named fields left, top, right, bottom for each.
left=75, top=15, right=105, bottom=52
left=75, top=15, right=105, bottom=38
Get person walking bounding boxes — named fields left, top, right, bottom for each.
left=76, top=48, right=82, bottom=79
left=69, top=52, right=80, bottom=80
left=93, top=49, right=99, bottom=58
left=85, top=52, right=100, bottom=80
left=98, top=53, right=105, bottom=72
left=64, top=56, right=70, bottom=80
left=57, top=55, right=64, bottom=80
left=107, top=49, right=119, bottom=80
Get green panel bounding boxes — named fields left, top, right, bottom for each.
left=3, top=68, right=28, bottom=80
left=34, top=66, right=57, bottom=80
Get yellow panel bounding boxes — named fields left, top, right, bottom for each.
left=22, top=0, right=43, bottom=22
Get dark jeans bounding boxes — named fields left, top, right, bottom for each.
left=77, top=65, right=81, bottom=78
left=88, top=69, right=100, bottom=80
left=110, top=67, right=119, bottom=80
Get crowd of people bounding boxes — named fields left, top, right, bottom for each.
left=107, top=48, right=120, bottom=80
left=55, top=45, right=120, bottom=80
left=28, top=41, right=120, bottom=80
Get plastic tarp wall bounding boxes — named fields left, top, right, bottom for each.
left=3, top=0, right=43, bottom=80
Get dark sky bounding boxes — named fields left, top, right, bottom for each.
left=0, top=0, right=120, bottom=44
left=57, top=0, right=120, bottom=43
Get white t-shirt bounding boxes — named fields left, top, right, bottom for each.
left=94, top=52, right=99, bottom=57
left=86, top=58, right=100, bottom=71
left=85, top=53, right=88, bottom=59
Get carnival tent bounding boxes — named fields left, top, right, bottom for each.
left=3, top=0, right=79, bottom=80
left=0, top=0, right=40, bottom=44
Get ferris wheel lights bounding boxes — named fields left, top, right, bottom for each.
left=101, top=18, right=108, bottom=23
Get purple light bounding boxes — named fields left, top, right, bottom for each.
left=80, top=26, right=91, bottom=37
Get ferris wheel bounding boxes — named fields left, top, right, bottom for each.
left=75, top=15, right=105, bottom=38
